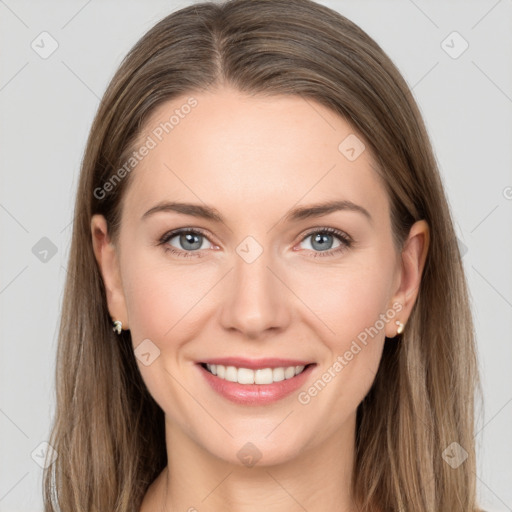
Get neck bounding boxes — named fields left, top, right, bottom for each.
left=141, top=413, right=359, bottom=512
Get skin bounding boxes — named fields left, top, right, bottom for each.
left=91, top=86, right=429, bottom=512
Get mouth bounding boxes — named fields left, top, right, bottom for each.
left=196, top=358, right=316, bottom=405
left=200, top=362, right=313, bottom=384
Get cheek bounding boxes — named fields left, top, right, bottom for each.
left=120, top=252, right=213, bottom=410
left=290, top=257, right=395, bottom=409
left=121, top=248, right=216, bottom=342
left=123, top=243, right=395, bottom=367
left=292, top=259, right=394, bottom=348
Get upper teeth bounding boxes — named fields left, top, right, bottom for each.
left=205, top=364, right=306, bottom=384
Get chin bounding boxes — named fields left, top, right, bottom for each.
left=199, top=426, right=311, bottom=468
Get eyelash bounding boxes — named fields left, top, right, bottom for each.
left=158, top=227, right=353, bottom=259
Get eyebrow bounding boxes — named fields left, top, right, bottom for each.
left=141, top=199, right=372, bottom=225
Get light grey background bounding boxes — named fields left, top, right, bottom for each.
left=1, top=0, right=511, bottom=510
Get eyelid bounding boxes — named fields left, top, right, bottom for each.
left=158, top=226, right=215, bottom=245
left=300, top=226, right=353, bottom=244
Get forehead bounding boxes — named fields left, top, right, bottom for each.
left=122, top=87, right=389, bottom=225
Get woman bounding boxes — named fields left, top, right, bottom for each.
left=44, top=0, right=482, bottom=510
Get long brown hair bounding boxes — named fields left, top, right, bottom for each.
left=44, top=0, right=482, bottom=510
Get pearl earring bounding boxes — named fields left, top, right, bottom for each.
left=395, top=320, right=404, bottom=335
left=112, top=320, right=123, bottom=335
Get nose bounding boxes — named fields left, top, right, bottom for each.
left=219, top=248, right=292, bottom=339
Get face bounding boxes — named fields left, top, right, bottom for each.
left=92, top=86, right=426, bottom=467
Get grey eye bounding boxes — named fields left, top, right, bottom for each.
left=301, top=232, right=341, bottom=252
left=168, top=231, right=209, bottom=251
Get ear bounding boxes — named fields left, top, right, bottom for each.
left=91, top=214, right=129, bottom=330
left=385, top=220, right=430, bottom=338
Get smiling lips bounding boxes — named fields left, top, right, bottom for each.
left=197, top=357, right=315, bottom=405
